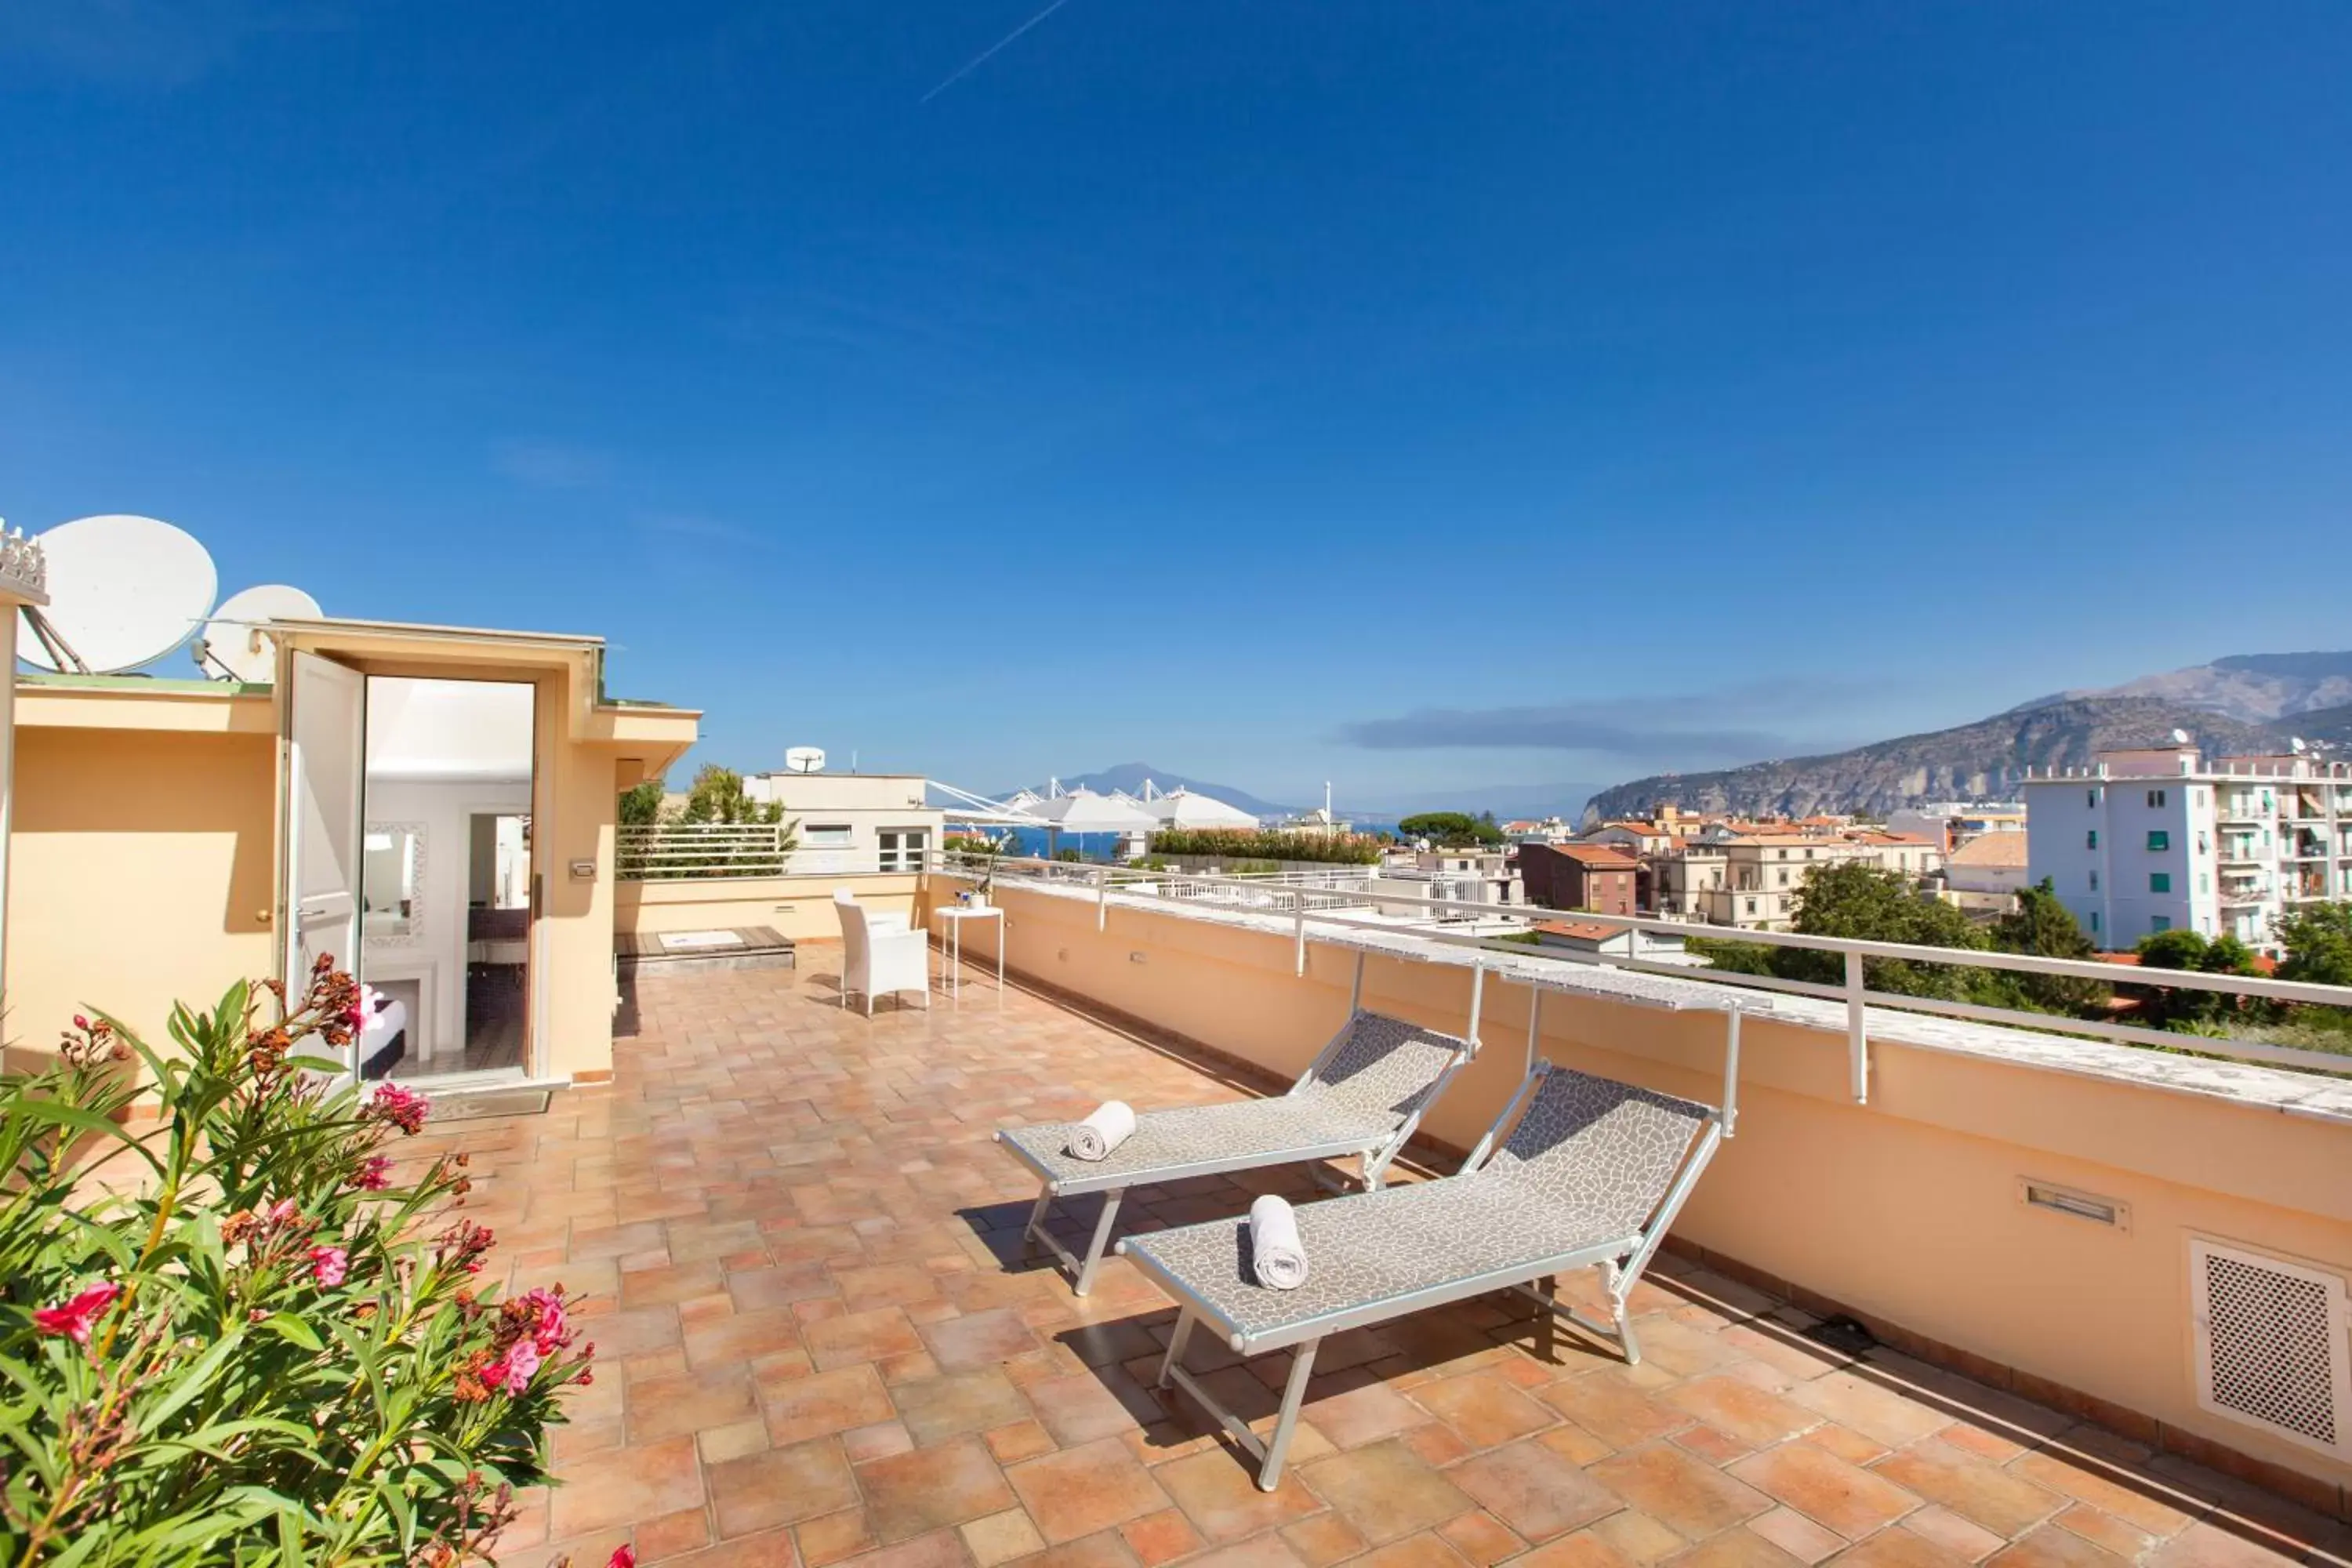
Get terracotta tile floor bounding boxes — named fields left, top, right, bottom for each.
left=427, top=962, right=2352, bottom=1568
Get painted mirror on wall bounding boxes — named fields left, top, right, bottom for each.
left=361, top=822, right=425, bottom=943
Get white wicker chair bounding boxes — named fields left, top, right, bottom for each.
left=834, top=890, right=930, bottom=1015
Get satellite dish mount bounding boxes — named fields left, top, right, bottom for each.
left=784, top=746, right=826, bottom=775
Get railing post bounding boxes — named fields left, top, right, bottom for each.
left=1294, top=890, right=1307, bottom=977
left=1096, top=865, right=1109, bottom=931
left=1844, top=949, right=1869, bottom=1104
left=1722, top=1009, right=1741, bottom=1138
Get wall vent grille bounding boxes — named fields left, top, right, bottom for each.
left=2189, top=1240, right=2350, bottom=1459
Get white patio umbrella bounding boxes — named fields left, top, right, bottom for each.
left=1146, top=788, right=1261, bottom=830
left=1018, top=788, right=1158, bottom=858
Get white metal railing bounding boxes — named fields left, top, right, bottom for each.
left=935, top=852, right=2352, bottom=1091
left=618, top=825, right=930, bottom=881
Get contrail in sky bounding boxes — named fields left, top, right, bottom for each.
left=920, top=0, right=1075, bottom=103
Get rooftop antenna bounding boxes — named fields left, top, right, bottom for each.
left=783, top=746, right=826, bottom=774
left=20, top=514, right=217, bottom=675
left=193, top=583, right=323, bottom=682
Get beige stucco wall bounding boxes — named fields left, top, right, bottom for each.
left=936, top=876, right=2352, bottom=1496
left=619, top=873, right=923, bottom=944
left=5, top=722, right=278, bottom=1062
left=2, top=659, right=690, bottom=1088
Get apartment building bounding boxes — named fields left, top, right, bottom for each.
left=1887, top=801, right=2027, bottom=855
left=742, top=771, right=944, bottom=873
left=2024, top=743, right=2352, bottom=951
left=1518, top=840, right=1639, bottom=916
left=1651, top=829, right=1944, bottom=931
left=1942, top=831, right=2031, bottom=915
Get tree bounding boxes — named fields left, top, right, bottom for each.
left=1989, top=878, right=2110, bottom=1015
left=2274, top=902, right=2352, bottom=988
left=680, top=764, right=784, bottom=826
left=2129, top=927, right=2260, bottom=1029
left=1773, top=860, right=1994, bottom=999
left=1396, top=811, right=1503, bottom=848
left=619, top=779, right=666, bottom=826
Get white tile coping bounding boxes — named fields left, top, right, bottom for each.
left=981, top=876, right=2352, bottom=1127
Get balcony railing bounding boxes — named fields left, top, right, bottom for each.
left=939, top=853, right=2352, bottom=1085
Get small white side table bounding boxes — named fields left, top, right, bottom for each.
left=933, top=904, right=1006, bottom=1002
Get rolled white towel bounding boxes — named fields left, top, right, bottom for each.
left=1066, top=1101, right=1137, bottom=1162
left=1249, top=1194, right=1309, bottom=1290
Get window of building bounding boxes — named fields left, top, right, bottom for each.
left=2195, top=832, right=2208, bottom=854
left=2151, top=914, right=2171, bottom=933
left=2089, top=870, right=2099, bottom=891
left=1776, top=869, right=1788, bottom=887
left=2147, top=830, right=2169, bottom=851
left=2089, top=910, right=2101, bottom=934
left=2086, top=788, right=2100, bottom=808
left=1744, top=898, right=1757, bottom=915
left=2198, top=873, right=2209, bottom=893
left=804, top=824, right=853, bottom=848
left=2147, top=789, right=2167, bottom=808
left=877, top=829, right=928, bottom=872
left=2086, top=829, right=2098, bottom=850
left=2150, top=872, right=2171, bottom=894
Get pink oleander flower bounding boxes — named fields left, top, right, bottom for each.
left=308, top=1246, right=349, bottom=1288
left=364, top=1081, right=430, bottom=1134
left=495, top=1341, right=541, bottom=1392
left=264, top=1197, right=301, bottom=1228
left=33, top=1282, right=122, bottom=1346
left=519, top=1287, right=572, bottom=1354
left=351, top=1154, right=394, bottom=1191
left=608, top=1549, right=637, bottom=1568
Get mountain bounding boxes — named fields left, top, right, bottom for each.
left=1581, top=698, right=2289, bottom=824
left=2018, top=652, right=2352, bottom=723
left=994, top=763, right=1302, bottom=821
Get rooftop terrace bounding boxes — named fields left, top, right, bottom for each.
left=443, top=961, right=2351, bottom=1568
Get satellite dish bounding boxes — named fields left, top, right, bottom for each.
left=2290, top=737, right=2307, bottom=753
left=784, top=746, right=826, bottom=775
left=194, top=584, right=324, bottom=682
left=2169, top=728, right=2191, bottom=746
left=20, top=515, right=217, bottom=674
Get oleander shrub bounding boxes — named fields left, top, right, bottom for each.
left=0, top=960, right=598, bottom=1566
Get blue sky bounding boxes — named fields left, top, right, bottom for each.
left=4, top=2, right=2347, bottom=812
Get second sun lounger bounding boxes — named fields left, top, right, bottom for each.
left=1121, top=1058, right=1727, bottom=1489
left=993, top=970, right=1479, bottom=1294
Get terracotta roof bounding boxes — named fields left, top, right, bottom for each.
left=1947, top=834, right=2029, bottom=868
left=1547, top=843, right=1639, bottom=867
left=1534, top=920, right=1624, bottom=942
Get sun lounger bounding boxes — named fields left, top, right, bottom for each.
left=994, top=1000, right=1478, bottom=1295
left=1121, top=1059, right=1726, bottom=1489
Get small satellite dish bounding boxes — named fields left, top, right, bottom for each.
left=2290, top=737, right=2307, bottom=753
left=2169, top=728, right=2191, bottom=746
left=20, top=515, right=218, bottom=674
left=784, top=746, right=826, bottom=775
left=194, top=584, right=325, bottom=682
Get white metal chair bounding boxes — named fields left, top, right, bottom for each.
left=834, top=889, right=930, bottom=1015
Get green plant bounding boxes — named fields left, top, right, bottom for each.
left=618, top=779, right=666, bottom=827
left=0, top=964, right=596, bottom=1565
left=2129, top=927, right=2263, bottom=1029
left=1144, top=829, right=1381, bottom=866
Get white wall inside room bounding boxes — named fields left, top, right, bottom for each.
left=363, top=679, right=533, bottom=1065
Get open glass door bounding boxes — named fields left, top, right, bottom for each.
left=285, top=650, right=366, bottom=1060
